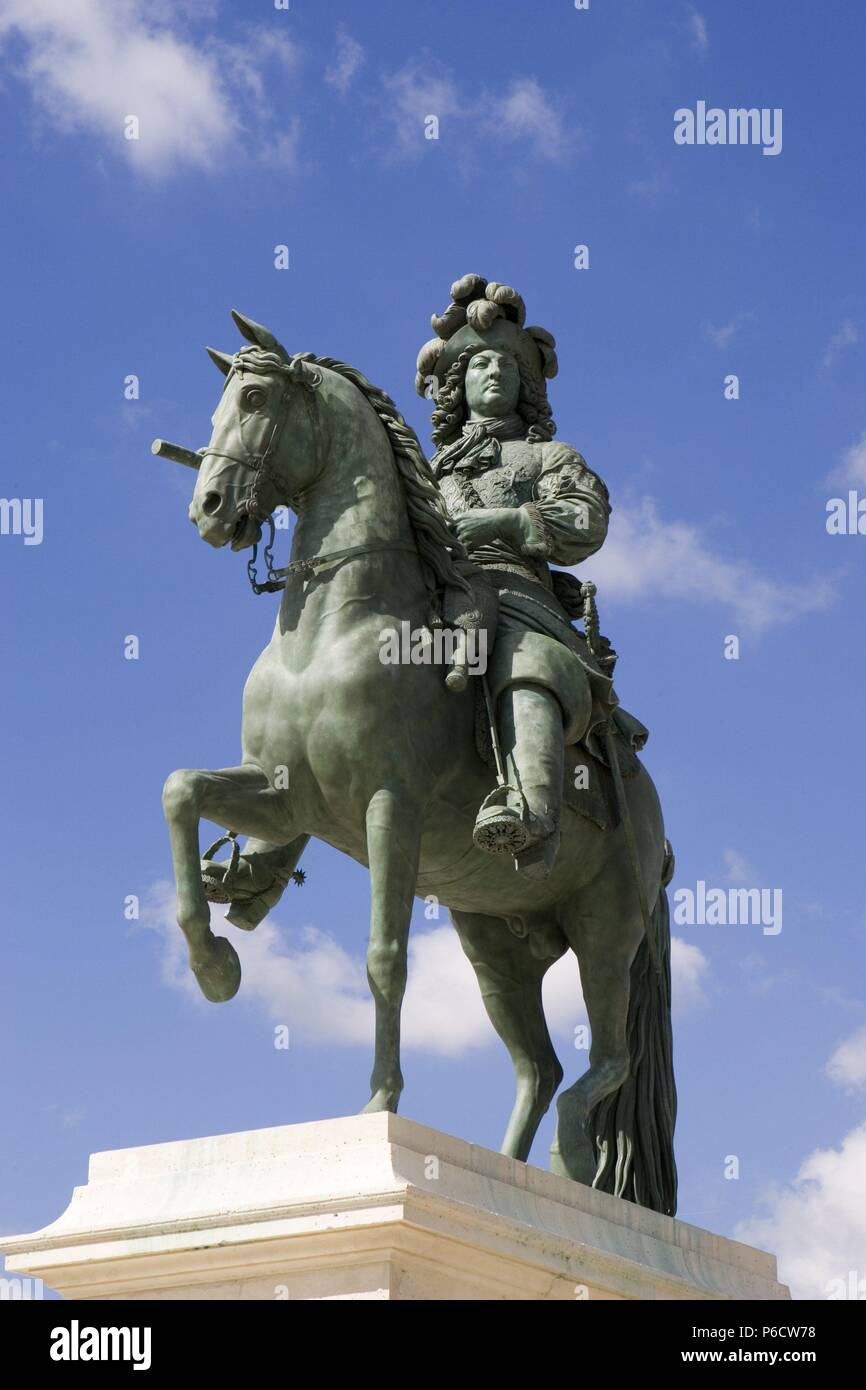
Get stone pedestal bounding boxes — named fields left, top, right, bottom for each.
left=1, top=1113, right=789, bottom=1300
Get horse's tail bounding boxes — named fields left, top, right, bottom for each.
left=589, top=839, right=678, bottom=1216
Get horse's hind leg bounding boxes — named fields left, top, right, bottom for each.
left=161, top=763, right=295, bottom=1003
left=450, top=910, right=563, bottom=1162
left=551, top=898, right=643, bottom=1184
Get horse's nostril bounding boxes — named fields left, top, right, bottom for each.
left=201, top=491, right=223, bottom=517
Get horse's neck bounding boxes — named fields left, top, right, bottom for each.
left=284, top=393, right=427, bottom=622
left=292, top=440, right=412, bottom=558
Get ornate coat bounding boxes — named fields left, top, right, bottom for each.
left=432, top=427, right=618, bottom=743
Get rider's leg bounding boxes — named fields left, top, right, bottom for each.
left=503, top=683, right=565, bottom=879
left=473, top=681, right=567, bottom=878
left=202, top=835, right=310, bottom=930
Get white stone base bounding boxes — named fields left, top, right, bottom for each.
left=1, top=1114, right=789, bottom=1300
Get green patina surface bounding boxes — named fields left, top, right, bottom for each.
left=153, top=278, right=678, bottom=1215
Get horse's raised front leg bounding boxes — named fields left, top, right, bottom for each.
left=361, top=787, right=423, bottom=1114
left=161, top=763, right=295, bottom=1003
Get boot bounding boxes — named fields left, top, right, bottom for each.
left=473, top=683, right=564, bottom=880
left=202, top=835, right=309, bottom=931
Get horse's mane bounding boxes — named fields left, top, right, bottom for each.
left=292, top=352, right=472, bottom=604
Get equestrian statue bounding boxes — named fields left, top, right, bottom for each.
left=151, top=274, right=678, bottom=1214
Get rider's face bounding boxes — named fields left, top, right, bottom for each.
left=464, top=350, right=521, bottom=419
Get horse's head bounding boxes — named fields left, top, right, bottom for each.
left=189, top=310, right=324, bottom=550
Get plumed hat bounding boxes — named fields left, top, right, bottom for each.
left=414, top=273, right=559, bottom=397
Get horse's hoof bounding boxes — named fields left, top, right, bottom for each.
left=361, top=1086, right=401, bottom=1114
left=551, top=1092, right=599, bottom=1186
left=190, top=934, right=241, bottom=1003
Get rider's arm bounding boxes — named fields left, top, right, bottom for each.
left=519, top=443, right=610, bottom=565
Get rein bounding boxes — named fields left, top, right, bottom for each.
left=246, top=514, right=418, bottom=595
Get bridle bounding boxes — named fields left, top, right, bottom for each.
left=204, top=351, right=415, bottom=596
left=199, top=353, right=307, bottom=592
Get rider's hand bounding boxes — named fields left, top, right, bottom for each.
left=452, top=508, right=530, bottom=550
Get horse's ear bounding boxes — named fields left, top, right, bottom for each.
left=231, top=310, right=288, bottom=358
left=206, top=347, right=233, bottom=376
left=231, top=310, right=262, bottom=343
left=289, top=357, right=323, bottom=389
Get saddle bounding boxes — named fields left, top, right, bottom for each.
left=565, top=712, right=647, bottom=830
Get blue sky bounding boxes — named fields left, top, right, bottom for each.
left=1, top=0, right=865, bottom=1300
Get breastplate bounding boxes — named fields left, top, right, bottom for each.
left=438, top=440, right=541, bottom=516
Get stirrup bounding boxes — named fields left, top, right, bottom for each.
left=472, top=784, right=531, bottom=856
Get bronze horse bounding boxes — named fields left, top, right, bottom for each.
left=157, top=312, right=677, bottom=1213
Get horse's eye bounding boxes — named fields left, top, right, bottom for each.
left=244, top=388, right=265, bottom=410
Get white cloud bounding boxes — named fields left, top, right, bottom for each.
left=671, top=937, right=710, bottom=1010
left=826, top=1025, right=866, bottom=1092
left=723, top=849, right=757, bottom=883
left=43, top=1103, right=86, bottom=1130
left=490, top=77, right=574, bottom=162
left=403, top=925, right=491, bottom=1052
left=0, top=0, right=300, bottom=177
left=258, top=117, right=303, bottom=175
left=627, top=171, right=667, bottom=202
left=831, top=428, right=866, bottom=486
left=735, top=1121, right=866, bottom=1299
left=325, top=28, right=364, bottom=96
left=581, top=495, right=837, bottom=633
left=746, top=204, right=762, bottom=232
left=685, top=9, right=709, bottom=53
left=381, top=63, right=462, bottom=156
left=737, top=953, right=795, bottom=999
left=144, top=881, right=707, bottom=1058
left=702, top=321, right=737, bottom=350
left=380, top=64, right=576, bottom=165
left=147, top=880, right=374, bottom=1043
left=822, top=320, right=858, bottom=370
left=702, top=314, right=753, bottom=349
left=217, top=29, right=297, bottom=110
